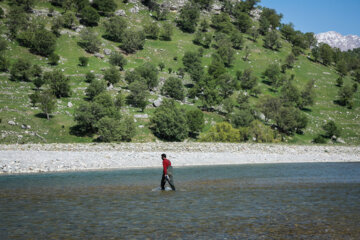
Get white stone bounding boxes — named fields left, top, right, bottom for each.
left=67, top=102, right=73, bottom=108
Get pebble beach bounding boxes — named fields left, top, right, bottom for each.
left=1, top=143, right=359, bottom=174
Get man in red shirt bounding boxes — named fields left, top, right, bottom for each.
left=161, top=153, right=175, bottom=191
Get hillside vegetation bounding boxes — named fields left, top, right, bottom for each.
left=0, top=0, right=359, bottom=145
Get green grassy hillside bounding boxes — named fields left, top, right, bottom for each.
left=0, top=0, right=359, bottom=144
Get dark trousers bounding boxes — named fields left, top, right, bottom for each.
left=161, top=173, right=175, bottom=191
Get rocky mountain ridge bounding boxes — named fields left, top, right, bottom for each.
left=316, top=31, right=360, bottom=51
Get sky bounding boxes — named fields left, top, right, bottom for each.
left=259, top=0, right=360, bottom=36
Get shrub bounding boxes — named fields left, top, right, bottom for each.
left=92, top=0, right=117, bottom=15
left=161, top=77, right=185, bottom=100
left=0, top=55, right=11, bottom=72
left=150, top=99, right=188, bottom=141
left=85, top=72, right=96, bottom=83
left=186, top=108, right=204, bottom=138
left=49, top=53, right=60, bottom=65
left=43, top=70, right=71, bottom=98
left=312, top=135, right=327, bottom=144
left=79, top=57, right=89, bottom=67
left=63, top=12, right=78, bottom=29
left=200, top=122, right=241, bottom=142
left=97, top=116, right=135, bottom=142
left=231, top=109, right=254, bottom=128
left=136, top=62, right=159, bottom=90
left=29, top=91, right=40, bottom=107
left=160, top=22, right=173, bottom=41
left=121, top=30, right=146, bottom=54
left=104, top=67, right=121, bottom=85
left=103, top=16, right=127, bottom=42
left=248, top=120, right=275, bottom=143
left=322, top=121, right=340, bottom=138
left=337, top=84, right=354, bottom=108
left=79, top=28, right=101, bottom=53
left=31, top=28, right=57, bottom=56
left=240, top=68, right=257, bottom=90
left=85, top=79, right=106, bottom=100
left=144, top=22, right=160, bottom=39
left=38, top=90, right=56, bottom=120
left=275, top=106, right=308, bottom=134
left=127, top=80, right=148, bottom=111
left=33, top=77, right=45, bottom=89
left=10, top=58, right=32, bottom=82
left=109, top=52, right=127, bottom=70
left=81, top=6, right=100, bottom=26
left=177, top=2, right=200, bottom=33
left=115, top=91, right=126, bottom=108
left=262, top=63, right=281, bottom=87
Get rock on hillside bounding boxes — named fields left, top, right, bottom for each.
left=316, top=31, right=360, bottom=51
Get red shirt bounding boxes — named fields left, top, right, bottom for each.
left=162, top=158, right=171, bottom=175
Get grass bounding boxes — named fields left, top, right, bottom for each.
left=0, top=1, right=359, bottom=144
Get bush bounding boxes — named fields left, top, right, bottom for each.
left=186, top=108, right=204, bottom=138
left=144, top=22, right=160, bottom=39
left=177, top=2, right=200, bottom=33
left=312, top=135, right=327, bottom=144
left=92, top=0, right=117, bottom=15
left=121, top=30, right=146, bottom=54
left=31, top=28, right=57, bottom=56
left=240, top=68, right=257, bottom=90
left=104, top=67, right=121, bottom=85
left=33, top=77, right=45, bottom=89
left=79, top=57, right=89, bottom=67
left=38, top=90, right=56, bottom=120
left=81, top=6, right=100, bottom=26
left=135, top=62, right=159, bottom=90
left=322, top=121, right=340, bottom=138
left=337, top=84, right=354, bottom=108
left=160, top=22, right=174, bottom=41
left=115, top=91, right=126, bottom=108
left=199, top=122, right=241, bottom=142
left=264, top=30, right=282, bottom=50
left=85, top=80, right=106, bottom=100
left=79, top=28, right=101, bottom=53
left=262, top=63, right=281, bottom=87
left=0, top=55, right=11, bottom=72
left=49, top=53, right=60, bottom=65
left=275, top=106, right=308, bottom=134
left=63, top=12, right=79, bottom=29
left=43, top=70, right=71, bottom=98
left=161, top=77, right=185, bottom=101
left=150, top=99, right=188, bottom=141
left=249, top=120, right=275, bottom=143
left=74, top=101, right=106, bottom=134
left=85, top=72, right=96, bottom=83
left=109, top=52, right=127, bottom=70
left=103, top=16, right=127, bottom=42
left=231, top=109, right=254, bottom=128
left=29, top=91, right=40, bottom=107
left=97, top=116, right=135, bottom=142
left=10, top=58, right=32, bottom=82
left=127, top=80, right=148, bottom=111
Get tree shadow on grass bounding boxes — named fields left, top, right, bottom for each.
left=69, top=125, right=94, bottom=137
left=35, top=113, right=53, bottom=120
left=301, top=107, right=312, bottom=112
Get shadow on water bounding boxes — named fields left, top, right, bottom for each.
left=1, top=163, right=360, bottom=239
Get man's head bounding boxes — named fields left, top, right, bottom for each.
left=161, top=153, right=166, bottom=160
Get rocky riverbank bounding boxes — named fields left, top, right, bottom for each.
left=1, top=143, right=359, bottom=174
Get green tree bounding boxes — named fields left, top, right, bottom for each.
left=258, top=95, right=282, bottom=122
left=264, top=30, right=282, bottom=50
left=136, top=62, right=159, bottom=90
left=199, top=122, right=241, bottom=142
left=160, top=22, right=174, bottom=41
left=177, top=2, right=200, bottom=33
left=85, top=79, right=106, bottom=100
left=144, top=22, right=160, bottom=39
left=109, top=52, right=127, bottom=70
left=127, top=80, right=148, bottom=111
left=103, top=16, right=127, bottom=42
left=319, top=43, right=333, bottom=66
left=336, top=59, right=348, bottom=77
left=104, top=67, right=121, bottom=85
left=121, top=30, right=146, bottom=54
left=186, top=108, right=204, bottom=138
left=249, top=120, right=275, bottom=143
left=280, top=80, right=301, bottom=107
left=262, top=63, right=281, bottom=87
left=79, top=28, right=101, bottom=53
left=217, top=40, right=235, bottom=67
left=231, top=109, right=254, bottom=127
left=79, top=56, right=89, bottom=67
left=285, top=53, right=296, bottom=69
left=74, top=101, right=107, bottom=134
left=240, top=68, right=257, bottom=90
left=337, top=84, right=354, bottom=108
left=115, top=91, right=126, bottom=109
left=299, top=79, right=316, bottom=109
left=248, top=26, right=259, bottom=42
left=96, top=115, right=136, bottom=142
left=322, top=121, right=340, bottom=138
left=92, top=0, right=117, bottom=15
left=150, top=99, right=188, bottom=141
left=63, top=12, right=79, bottom=29
left=234, top=11, right=252, bottom=33
left=38, top=90, right=56, bottom=120
left=230, top=30, right=244, bottom=50
left=29, top=91, right=40, bottom=107
left=49, top=53, right=60, bottom=65
left=85, top=72, right=96, bottom=83
left=275, top=106, right=308, bottom=134
left=80, top=6, right=100, bottom=26
left=44, top=70, right=71, bottom=98
left=10, top=58, right=32, bottom=82
left=161, top=77, right=185, bottom=101
left=51, top=16, right=64, bottom=37
left=211, top=12, right=233, bottom=34
left=7, top=5, right=28, bottom=39
left=259, top=7, right=282, bottom=34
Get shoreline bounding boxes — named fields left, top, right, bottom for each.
left=1, top=143, right=359, bottom=175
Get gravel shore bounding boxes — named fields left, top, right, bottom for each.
left=1, top=143, right=359, bottom=174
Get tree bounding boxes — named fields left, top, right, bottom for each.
left=115, top=91, right=126, bottom=109
left=80, top=6, right=100, bottom=26
left=259, top=7, right=283, bottom=33
left=218, top=73, right=236, bottom=98
left=248, top=27, right=259, bottom=42
left=85, top=79, right=106, bottom=100
left=258, top=95, right=282, bottom=122
left=161, top=77, right=185, bottom=101
left=211, top=12, right=233, bottom=34
left=280, top=23, right=295, bottom=41
left=109, top=52, right=127, bottom=70
left=79, top=56, right=89, bottom=67
left=262, top=63, right=281, bottom=87
left=231, top=109, right=254, bottom=127
left=158, top=62, right=165, bottom=71
left=275, top=106, right=308, bottom=134
left=217, top=40, right=235, bottom=67
left=264, top=30, right=282, bottom=50
left=85, top=72, right=96, bottom=83
left=249, top=120, right=275, bottom=143
left=144, top=22, right=160, bottom=39
left=182, top=51, right=202, bottom=73
left=103, top=16, right=127, bottom=42
left=230, top=30, right=244, bottom=50
left=33, top=76, right=45, bottom=90
left=299, top=79, right=316, bottom=109
left=336, top=59, right=348, bottom=77
left=29, top=91, right=40, bottom=107
left=234, top=11, right=252, bottom=33
left=199, top=19, right=209, bottom=32
left=136, top=62, right=159, bottom=90
left=240, top=68, right=257, bottom=90
left=63, top=12, right=79, bottom=29
left=79, top=28, right=101, bottom=53
left=337, top=84, right=354, bottom=108
left=177, top=2, right=200, bottom=33
left=10, top=58, right=32, bottom=82
left=92, top=0, right=117, bottom=15
left=44, top=70, right=71, bottom=98
left=319, top=43, right=333, bottom=66
left=104, top=67, right=121, bottom=85
left=7, top=5, right=28, bottom=39
left=49, top=53, right=60, bottom=65
left=186, top=108, right=204, bottom=138
left=128, top=80, right=148, bottom=111
left=51, top=16, right=64, bottom=37
left=200, top=122, right=241, bottom=142
left=322, top=121, right=340, bottom=139
left=96, top=115, right=136, bottom=142
left=160, top=22, right=174, bottom=41
left=285, top=53, right=296, bottom=69
left=150, top=99, right=188, bottom=141
left=121, top=30, right=146, bottom=54
left=38, top=90, right=56, bottom=120
left=280, top=80, right=301, bottom=107
left=354, top=69, right=360, bottom=83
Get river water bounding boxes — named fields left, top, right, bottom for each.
left=1, top=163, right=360, bottom=239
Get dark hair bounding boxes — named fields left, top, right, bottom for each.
left=161, top=153, right=166, bottom=158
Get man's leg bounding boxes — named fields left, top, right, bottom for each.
left=168, top=174, right=176, bottom=191
left=160, top=173, right=166, bottom=190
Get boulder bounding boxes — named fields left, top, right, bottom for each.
left=115, top=9, right=126, bottom=16
left=94, top=53, right=105, bottom=59
left=104, top=49, right=112, bottom=55
left=67, top=102, right=73, bottom=108
left=8, top=120, right=15, bottom=126
left=153, top=98, right=163, bottom=107
left=130, top=6, right=139, bottom=13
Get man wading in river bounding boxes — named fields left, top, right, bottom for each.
left=161, top=154, right=175, bottom=191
